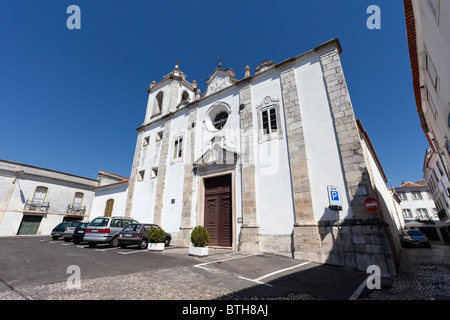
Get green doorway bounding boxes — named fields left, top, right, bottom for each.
left=17, top=215, right=42, bottom=235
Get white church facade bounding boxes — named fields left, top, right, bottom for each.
left=121, top=39, right=402, bottom=274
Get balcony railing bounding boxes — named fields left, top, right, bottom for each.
left=67, top=204, right=86, bottom=216
left=24, top=200, right=50, bottom=212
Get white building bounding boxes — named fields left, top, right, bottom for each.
left=0, top=159, right=98, bottom=236
left=91, top=171, right=129, bottom=218
left=122, top=39, right=402, bottom=274
left=404, top=0, right=450, bottom=188
left=394, top=179, right=449, bottom=243
left=423, top=148, right=450, bottom=243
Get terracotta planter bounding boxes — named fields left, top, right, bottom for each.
left=189, top=245, right=208, bottom=257
left=148, top=242, right=165, bottom=251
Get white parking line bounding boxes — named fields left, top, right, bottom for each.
left=238, top=262, right=310, bottom=287
left=94, top=247, right=120, bottom=252
left=348, top=274, right=372, bottom=300
left=118, top=250, right=148, bottom=255
left=194, top=253, right=262, bottom=270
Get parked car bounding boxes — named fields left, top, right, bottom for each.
left=72, top=222, right=89, bottom=244
left=400, top=229, right=431, bottom=248
left=51, top=222, right=70, bottom=240
left=63, top=221, right=85, bottom=242
left=118, top=223, right=172, bottom=249
left=84, top=216, right=139, bottom=248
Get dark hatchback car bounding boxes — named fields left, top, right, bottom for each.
left=72, top=222, right=89, bottom=245
left=400, top=229, right=431, bottom=248
left=118, top=223, right=172, bottom=249
left=63, top=221, right=85, bottom=242
left=51, top=222, right=71, bottom=240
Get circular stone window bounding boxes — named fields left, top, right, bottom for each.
left=213, top=111, right=229, bottom=130
left=204, top=103, right=230, bottom=132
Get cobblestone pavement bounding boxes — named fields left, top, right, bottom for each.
left=362, top=243, right=450, bottom=300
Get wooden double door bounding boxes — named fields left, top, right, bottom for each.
left=204, top=174, right=232, bottom=247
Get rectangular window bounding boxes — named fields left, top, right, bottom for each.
left=173, top=137, right=183, bottom=160
left=397, top=192, right=407, bottom=200
left=137, top=170, right=145, bottom=181
left=412, top=191, right=423, bottom=200
left=143, top=136, right=150, bottom=146
left=433, top=208, right=439, bottom=217
left=402, top=209, right=412, bottom=218
left=151, top=167, right=158, bottom=179
left=416, top=208, right=429, bottom=220
left=425, top=53, right=439, bottom=90
left=436, top=161, right=444, bottom=176
left=156, top=131, right=163, bottom=142
left=427, top=0, right=439, bottom=16
left=261, top=107, right=278, bottom=136
left=32, top=186, right=48, bottom=205
left=72, top=192, right=84, bottom=208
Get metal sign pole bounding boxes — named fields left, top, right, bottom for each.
left=334, top=207, right=346, bottom=268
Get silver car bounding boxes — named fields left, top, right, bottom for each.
left=84, top=216, right=139, bottom=248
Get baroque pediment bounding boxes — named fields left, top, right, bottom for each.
left=193, top=136, right=238, bottom=167
left=204, top=66, right=236, bottom=97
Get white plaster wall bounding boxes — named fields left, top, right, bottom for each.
left=398, top=189, right=436, bottom=219
left=0, top=212, right=22, bottom=236
left=191, top=88, right=243, bottom=242
left=131, top=123, right=164, bottom=223
left=294, top=56, right=352, bottom=222
left=251, top=71, right=295, bottom=235
left=6, top=177, right=94, bottom=216
left=144, top=83, right=171, bottom=124
left=160, top=110, right=189, bottom=232
left=0, top=175, right=14, bottom=207
left=414, top=0, right=450, bottom=174
left=194, top=90, right=241, bottom=161
left=91, top=183, right=128, bottom=220
left=38, top=214, right=66, bottom=235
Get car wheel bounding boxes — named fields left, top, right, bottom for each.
left=139, top=239, right=148, bottom=250
left=52, top=236, right=59, bottom=240
left=164, top=238, right=171, bottom=247
left=109, top=236, right=119, bottom=248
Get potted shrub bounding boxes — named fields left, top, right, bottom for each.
left=147, top=226, right=165, bottom=251
left=189, top=226, right=210, bottom=257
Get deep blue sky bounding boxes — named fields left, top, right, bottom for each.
left=0, top=1, right=429, bottom=187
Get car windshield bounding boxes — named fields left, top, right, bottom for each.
left=89, top=218, right=109, bottom=227
left=408, top=230, right=424, bottom=236
left=123, top=224, right=142, bottom=232
left=54, top=223, right=70, bottom=231
left=69, top=222, right=83, bottom=227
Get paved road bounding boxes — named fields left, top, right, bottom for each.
left=0, top=236, right=368, bottom=300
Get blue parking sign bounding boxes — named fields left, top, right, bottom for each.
left=327, top=186, right=342, bottom=206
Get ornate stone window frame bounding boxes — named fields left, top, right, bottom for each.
left=204, top=101, right=231, bottom=133
left=256, top=96, right=283, bottom=143
left=170, top=129, right=186, bottom=164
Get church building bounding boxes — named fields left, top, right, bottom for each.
left=123, top=38, right=402, bottom=274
